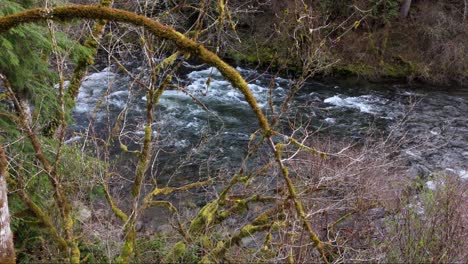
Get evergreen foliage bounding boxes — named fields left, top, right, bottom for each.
left=0, top=0, right=91, bottom=130
left=0, top=2, right=92, bottom=261
left=0, top=1, right=55, bottom=95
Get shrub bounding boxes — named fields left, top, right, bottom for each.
left=384, top=173, right=468, bottom=263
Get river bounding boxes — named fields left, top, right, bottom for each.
left=68, top=63, right=468, bottom=189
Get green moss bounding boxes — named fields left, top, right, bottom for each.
left=201, top=241, right=225, bottom=264
left=70, top=244, right=81, bottom=264
left=381, top=63, right=408, bottom=78
left=200, top=235, right=212, bottom=249
left=118, top=229, right=135, bottom=264
left=133, top=236, right=166, bottom=263
left=162, top=242, right=186, bottom=263
left=189, top=201, right=219, bottom=234
left=248, top=211, right=269, bottom=227
left=339, top=63, right=377, bottom=77
left=234, top=199, right=248, bottom=214
left=332, top=61, right=411, bottom=81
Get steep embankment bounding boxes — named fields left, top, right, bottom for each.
left=222, top=0, right=467, bottom=87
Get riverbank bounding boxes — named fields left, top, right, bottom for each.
left=220, top=0, right=467, bottom=88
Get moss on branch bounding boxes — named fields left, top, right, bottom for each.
left=0, top=5, right=271, bottom=135
left=0, top=6, right=330, bottom=262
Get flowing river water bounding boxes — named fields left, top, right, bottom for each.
left=69, top=63, right=468, bottom=194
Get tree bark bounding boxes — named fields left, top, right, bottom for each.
left=464, top=0, right=467, bottom=21
left=400, top=0, right=412, bottom=19
left=0, top=145, right=15, bottom=264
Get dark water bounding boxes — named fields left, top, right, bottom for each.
left=69, top=63, right=468, bottom=184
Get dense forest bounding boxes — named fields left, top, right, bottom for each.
left=0, top=0, right=467, bottom=263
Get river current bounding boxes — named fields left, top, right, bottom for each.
left=69, top=63, right=468, bottom=184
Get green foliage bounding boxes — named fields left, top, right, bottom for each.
left=78, top=240, right=110, bottom=264
left=8, top=197, right=39, bottom=261
left=0, top=1, right=91, bottom=129
left=5, top=135, right=106, bottom=262
left=319, top=0, right=354, bottom=20
left=370, top=0, right=400, bottom=24
left=133, top=236, right=200, bottom=263
left=163, top=241, right=187, bottom=263
left=181, top=243, right=201, bottom=263
left=136, top=236, right=166, bottom=260
left=0, top=1, right=55, bottom=92
left=90, top=185, right=106, bottom=201
left=9, top=194, right=64, bottom=263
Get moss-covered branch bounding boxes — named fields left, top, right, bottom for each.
left=267, top=138, right=330, bottom=263
left=0, top=6, right=329, bottom=262
left=6, top=174, right=68, bottom=253
left=66, top=0, right=113, bottom=102
left=201, top=203, right=283, bottom=263
left=0, top=5, right=270, bottom=136
left=102, top=174, right=128, bottom=222
left=216, top=194, right=276, bottom=223
left=1, top=74, right=79, bottom=263
left=143, top=180, right=211, bottom=209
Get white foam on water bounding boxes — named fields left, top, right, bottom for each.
left=74, top=68, right=117, bottom=115
left=235, top=66, right=257, bottom=75
left=324, top=94, right=384, bottom=114
left=109, top=98, right=127, bottom=109
left=187, top=67, right=222, bottom=79
left=324, top=118, right=336, bottom=124
left=162, top=90, right=191, bottom=99
left=184, top=67, right=284, bottom=109
left=185, top=121, right=201, bottom=129
left=74, top=102, right=91, bottom=113
left=400, top=90, right=423, bottom=97
left=444, top=168, right=468, bottom=180
left=247, top=83, right=267, bottom=94
left=65, top=136, right=82, bottom=144
left=110, top=90, right=129, bottom=97
left=81, top=67, right=115, bottom=86
left=174, top=139, right=189, bottom=148
left=458, top=169, right=468, bottom=179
